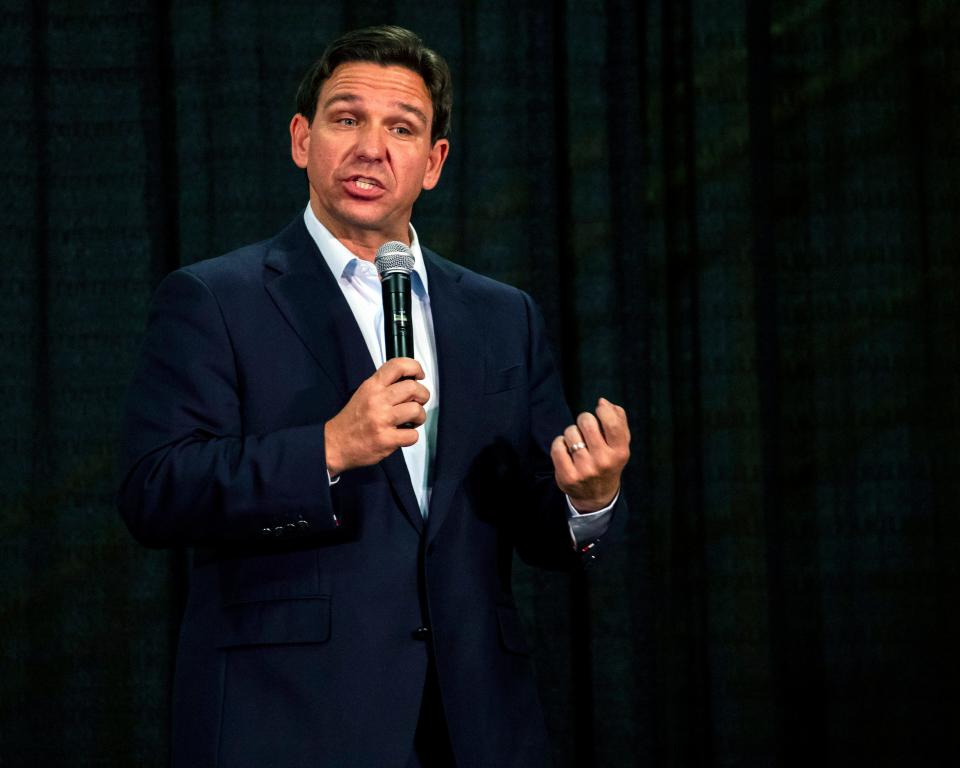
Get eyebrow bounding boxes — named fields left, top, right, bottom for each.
left=322, top=94, right=428, bottom=127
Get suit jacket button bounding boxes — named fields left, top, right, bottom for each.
left=273, top=526, right=284, bottom=537
left=411, top=627, right=430, bottom=640
left=297, top=519, right=310, bottom=530
left=261, top=528, right=272, bottom=536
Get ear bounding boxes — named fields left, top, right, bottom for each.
left=290, top=114, right=310, bottom=169
left=421, top=138, right=450, bottom=191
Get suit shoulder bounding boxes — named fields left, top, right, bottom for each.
left=168, top=215, right=316, bottom=299
left=177, top=237, right=272, bottom=288
left=423, top=247, right=530, bottom=304
left=158, top=219, right=303, bottom=308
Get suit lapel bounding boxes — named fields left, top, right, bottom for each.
left=263, top=216, right=423, bottom=533
left=263, top=217, right=370, bottom=396
left=424, top=250, right=484, bottom=544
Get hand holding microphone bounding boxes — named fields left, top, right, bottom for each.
left=323, top=242, right=425, bottom=476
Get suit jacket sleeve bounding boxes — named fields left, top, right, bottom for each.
left=116, top=268, right=338, bottom=548
left=498, top=291, right=626, bottom=570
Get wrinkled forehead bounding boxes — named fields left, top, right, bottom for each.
left=318, top=62, right=433, bottom=118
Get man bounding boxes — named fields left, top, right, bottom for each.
left=118, top=25, right=629, bottom=768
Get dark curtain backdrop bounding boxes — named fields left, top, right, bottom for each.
left=2, top=0, right=958, bottom=765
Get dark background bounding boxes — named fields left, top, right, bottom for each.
left=2, top=0, right=958, bottom=765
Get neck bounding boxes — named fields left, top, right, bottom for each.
left=309, top=200, right=411, bottom=263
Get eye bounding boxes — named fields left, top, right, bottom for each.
left=337, top=117, right=357, bottom=127
left=392, top=125, right=413, bottom=136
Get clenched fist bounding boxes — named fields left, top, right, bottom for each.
left=324, top=357, right=430, bottom=477
left=551, top=397, right=631, bottom=512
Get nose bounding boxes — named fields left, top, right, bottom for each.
left=355, top=123, right=384, bottom=162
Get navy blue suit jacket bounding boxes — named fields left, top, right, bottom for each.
left=118, top=215, right=623, bottom=767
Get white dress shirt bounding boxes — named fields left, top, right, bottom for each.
left=303, top=205, right=613, bottom=541
left=303, top=205, right=437, bottom=517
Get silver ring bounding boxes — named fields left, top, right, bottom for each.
left=568, top=441, right=586, bottom=453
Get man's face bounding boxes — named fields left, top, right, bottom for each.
left=290, top=61, right=449, bottom=250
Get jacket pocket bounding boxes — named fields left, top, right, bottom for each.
left=217, top=596, right=331, bottom=648
left=220, top=550, right=330, bottom=606
left=496, top=605, right=531, bottom=655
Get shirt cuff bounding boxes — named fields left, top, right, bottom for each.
left=328, top=471, right=340, bottom=486
left=565, top=491, right=618, bottom=547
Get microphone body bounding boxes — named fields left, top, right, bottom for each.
left=382, top=271, right=413, bottom=360
left=374, top=241, right=416, bottom=361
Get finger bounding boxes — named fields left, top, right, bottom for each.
left=563, top=424, right=595, bottom=472
left=392, top=401, right=427, bottom=428
left=563, top=424, right=584, bottom=451
left=395, top=426, right=420, bottom=448
left=595, top=397, right=630, bottom=449
left=386, top=378, right=431, bottom=406
left=550, top=435, right=578, bottom=486
left=575, top=412, right=607, bottom=452
left=377, top=357, right=426, bottom=384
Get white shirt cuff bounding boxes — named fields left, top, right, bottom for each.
left=565, top=490, right=618, bottom=547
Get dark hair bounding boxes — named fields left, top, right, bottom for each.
left=295, top=25, right=453, bottom=144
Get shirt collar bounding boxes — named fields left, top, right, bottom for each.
left=303, top=204, right=429, bottom=296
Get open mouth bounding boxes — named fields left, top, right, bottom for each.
left=347, top=175, right=384, bottom=192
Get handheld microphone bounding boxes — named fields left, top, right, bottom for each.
left=374, top=241, right=416, bottom=361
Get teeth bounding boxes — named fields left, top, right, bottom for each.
left=355, top=179, right=375, bottom=190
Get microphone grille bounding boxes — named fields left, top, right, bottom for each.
left=374, top=241, right=415, bottom=276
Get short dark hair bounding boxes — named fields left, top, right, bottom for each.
left=295, top=25, right=453, bottom=144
